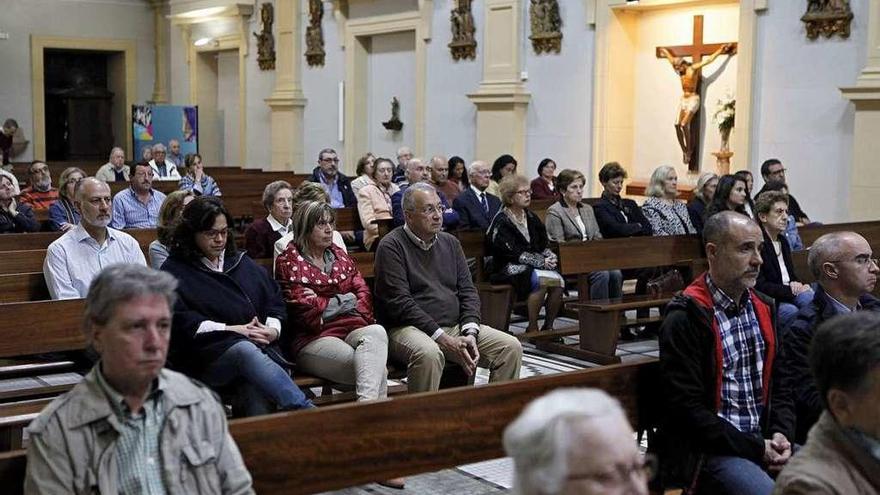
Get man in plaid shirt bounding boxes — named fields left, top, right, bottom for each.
left=659, top=211, right=794, bottom=495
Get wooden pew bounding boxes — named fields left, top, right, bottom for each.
left=0, top=359, right=659, bottom=495
left=798, top=220, right=880, bottom=247
left=0, top=273, right=49, bottom=303
left=0, top=229, right=156, bottom=252
left=544, top=235, right=704, bottom=365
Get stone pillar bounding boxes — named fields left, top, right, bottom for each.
left=265, top=0, right=307, bottom=171
left=467, top=0, right=530, bottom=163
left=150, top=0, right=169, bottom=104
left=841, top=0, right=880, bottom=221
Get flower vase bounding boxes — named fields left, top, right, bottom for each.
left=712, top=127, right=734, bottom=175
left=720, top=127, right=732, bottom=152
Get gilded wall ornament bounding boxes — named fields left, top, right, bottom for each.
left=802, top=0, right=853, bottom=40
left=305, top=0, right=326, bottom=67
left=529, top=0, right=562, bottom=54
left=253, top=3, right=275, bottom=70
left=449, top=0, right=476, bottom=61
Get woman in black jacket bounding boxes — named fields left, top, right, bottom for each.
left=487, top=175, right=563, bottom=333
left=593, top=161, right=653, bottom=238
left=162, top=196, right=313, bottom=416
left=754, top=191, right=813, bottom=328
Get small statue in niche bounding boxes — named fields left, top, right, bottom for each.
left=253, top=3, right=275, bottom=70
left=449, top=0, right=477, bottom=61
left=305, top=0, right=326, bottom=67
left=802, top=0, right=853, bottom=40
left=382, top=97, right=403, bottom=131
left=529, top=0, right=562, bottom=54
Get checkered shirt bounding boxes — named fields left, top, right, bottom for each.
left=706, top=275, right=766, bottom=435
left=96, top=367, right=168, bottom=495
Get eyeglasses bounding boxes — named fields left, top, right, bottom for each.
left=200, top=228, right=229, bottom=239
left=412, top=204, right=443, bottom=216
left=133, top=171, right=154, bottom=178
left=828, top=255, right=879, bottom=268
left=515, top=189, right=532, bottom=196
left=321, top=157, right=340, bottom=164
left=566, top=455, right=657, bottom=487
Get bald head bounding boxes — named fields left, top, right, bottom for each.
left=808, top=232, right=878, bottom=300
left=705, top=212, right=764, bottom=299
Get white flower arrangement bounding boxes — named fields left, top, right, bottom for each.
left=713, top=91, right=736, bottom=133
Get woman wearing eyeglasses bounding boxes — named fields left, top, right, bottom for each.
left=276, top=201, right=389, bottom=403
left=162, top=196, right=314, bottom=416
left=487, top=174, right=564, bottom=333
left=755, top=190, right=813, bottom=328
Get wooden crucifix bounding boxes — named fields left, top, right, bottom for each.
left=656, top=15, right=737, bottom=172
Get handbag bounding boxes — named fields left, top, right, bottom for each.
left=646, top=268, right=685, bottom=297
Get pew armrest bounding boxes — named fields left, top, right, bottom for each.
left=476, top=283, right=514, bottom=333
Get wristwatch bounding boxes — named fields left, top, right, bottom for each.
left=462, top=327, right=480, bottom=339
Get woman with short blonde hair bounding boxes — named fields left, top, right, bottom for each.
left=641, top=165, right=696, bottom=236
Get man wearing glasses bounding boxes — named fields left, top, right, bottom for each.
left=44, top=178, right=146, bottom=299
left=772, top=231, right=880, bottom=445
left=755, top=159, right=811, bottom=225
left=111, top=162, right=167, bottom=229
left=20, top=160, right=59, bottom=210
left=309, top=148, right=356, bottom=208
left=375, top=183, right=522, bottom=393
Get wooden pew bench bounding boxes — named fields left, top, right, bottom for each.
left=0, top=359, right=660, bottom=495
left=0, top=228, right=156, bottom=253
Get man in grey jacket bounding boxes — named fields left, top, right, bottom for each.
left=25, top=264, right=254, bottom=495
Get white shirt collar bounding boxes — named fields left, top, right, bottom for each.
left=200, top=250, right=226, bottom=272
left=470, top=184, right=487, bottom=197
left=267, top=215, right=291, bottom=235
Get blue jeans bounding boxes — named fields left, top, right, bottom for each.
left=778, top=289, right=814, bottom=329
left=700, top=455, right=774, bottom=495
left=589, top=269, right=623, bottom=299
left=200, top=340, right=314, bottom=416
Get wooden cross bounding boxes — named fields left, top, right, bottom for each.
left=656, top=15, right=738, bottom=172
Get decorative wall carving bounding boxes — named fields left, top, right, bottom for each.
left=802, top=0, right=853, bottom=40
left=305, top=0, right=326, bottom=67
left=382, top=97, right=403, bottom=131
left=253, top=3, right=275, bottom=70
left=529, top=0, right=562, bottom=54
left=449, top=0, right=476, bottom=61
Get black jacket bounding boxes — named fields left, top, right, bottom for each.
left=756, top=228, right=801, bottom=304
left=687, top=197, right=707, bottom=234
left=486, top=208, right=552, bottom=300
left=0, top=202, right=39, bottom=233
left=659, top=275, right=788, bottom=481
left=309, top=167, right=357, bottom=208
left=593, top=193, right=653, bottom=238
left=161, top=251, right=287, bottom=376
left=772, top=284, right=880, bottom=444
left=453, top=187, right=501, bottom=231
left=756, top=185, right=809, bottom=223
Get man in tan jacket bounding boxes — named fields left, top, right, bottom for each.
left=25, top=264, right=254, bottom=494
left=773, top=311, right=880, bottom=494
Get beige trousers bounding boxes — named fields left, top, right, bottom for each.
left=296, top=324, right=389, bottom=401
left=387, top=324, right=523, bottom=393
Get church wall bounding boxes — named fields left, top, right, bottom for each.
left=0, top=0, right=155, bottom=162
left=750, top=0, right=867, bottom=223
left=367, top=31, right=417, bottom=159
left=521, top=0, right=595, bottom=188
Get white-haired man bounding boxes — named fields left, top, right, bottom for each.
left=148, top=143, right=181, bottom=181
left=504, top=388, right=650, bottom=495
left=95, top=147, right=130, bottom=183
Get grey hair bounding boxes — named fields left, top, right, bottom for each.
left=694, top=172, right=718, bottom=202
left=397, top=146, right=412, bottom=158
left=402, top=182, right=437, bottom=212
left=109, top=146, right=124, bottom=159
left=262, top=180, right=293, bottom=211
left=74, top=177, right=110, bottom=203
left=646, top=165, right=676, bottom=198
left=430, top=155, right=446, bottom=167
left=83, top=264, right=178, bottom=345
left=808, top=232, right=852, bottom=280
left=503, top=388, right=628, bottom=495
left=317, top=147, right=337, bottom=160
left=466, top=160, right=489, bottom=177
left=152, top=143, right=166, bottom=153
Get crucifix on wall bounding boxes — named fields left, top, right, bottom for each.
left=656, top=15, right=737, bottom=172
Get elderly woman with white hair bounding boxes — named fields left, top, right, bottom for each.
left=687, top=172, right=717, bottom=234
left=245, top=180, right=294, bottom=259
left=641, top=165, right=696, bottom=236
left=503, top=388, right=650, bottom=495
left=148, top=142, right=181, bottom=180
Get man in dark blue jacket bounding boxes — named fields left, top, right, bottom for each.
left=453, top=160, right=501, bottom=231
left=309, top=148, right=357, bottom=208
left=772, top=231, right=880, bottom=444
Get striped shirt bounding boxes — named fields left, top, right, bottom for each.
left=179, top=175, right=222, bottom=196
left=707, top=275, right=766, bottom=435
left=111, top=187, right=166, bottom=229
left=19, top=186, right=59, bottom=210
left=95, top=365, right=168, bottom=495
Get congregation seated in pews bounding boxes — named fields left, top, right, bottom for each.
left=5, top=145, right=880, bottom=495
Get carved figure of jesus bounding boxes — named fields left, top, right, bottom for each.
left=659, top=42, right=735, bottom=164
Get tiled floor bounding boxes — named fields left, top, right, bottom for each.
left=321, top=313, right=661, bottom=494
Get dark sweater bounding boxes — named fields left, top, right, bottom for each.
left=0, top=202, right=39, bottom=233
left=374, top=227, right=480, bottom=335
left=161, top=251, right=286, bottom=376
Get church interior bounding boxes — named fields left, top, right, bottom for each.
left=1, top=0, right=879, bottom=494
